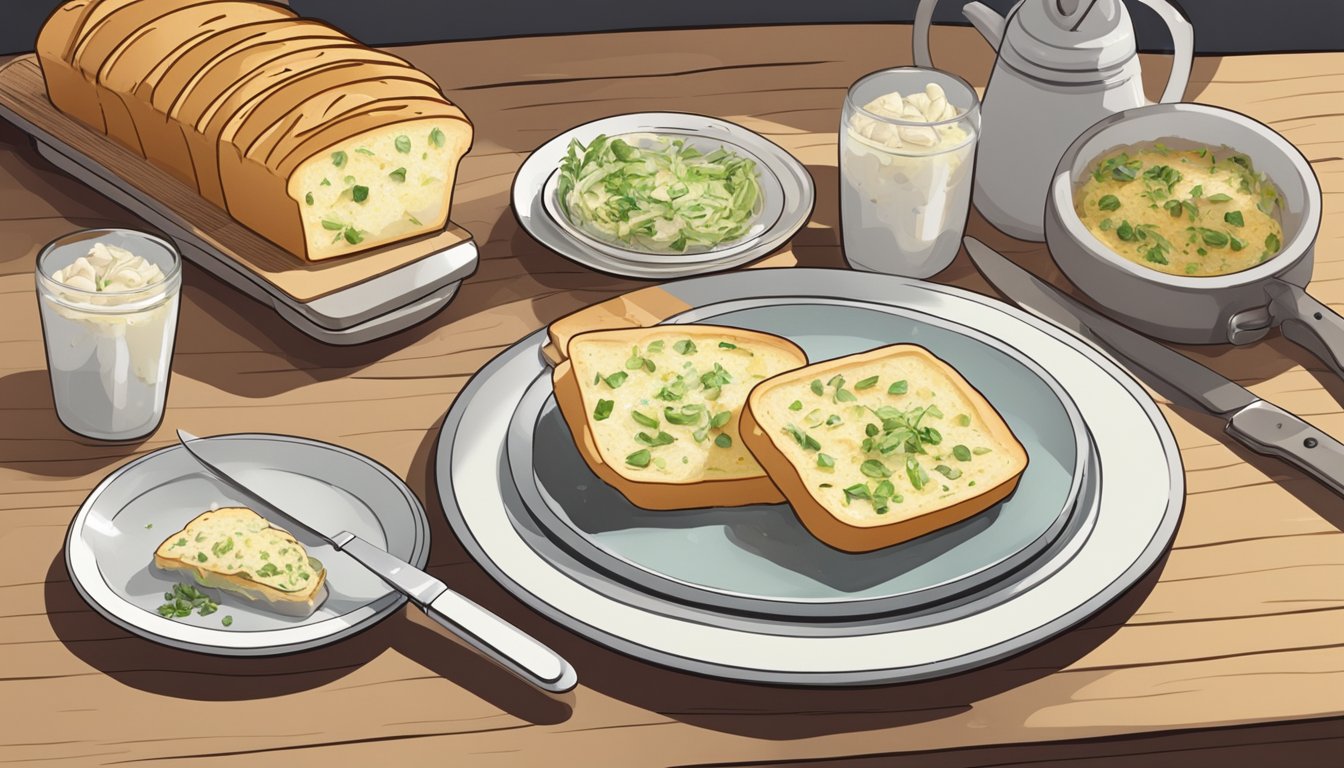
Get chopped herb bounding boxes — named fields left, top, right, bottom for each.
left=631, top=410, right=659, bottom=428
left=636, top=431, right=676, bottom=447
left=835, top=387, right=857, bottom=403
left=211, top=537, right=234, bottom=557
left=602, top=371, right=628, bottom=388
left=888, top=380, right=908, bottom=395
left=1144, top=245, right=1169, bottom=265
left=955, top=414, right=971, bottom=427
left=789, top=400, right=803, bottom=411
left=953, top=444, right=973, bottom=462
left=343, top=227, right=363, bottom=245
left=656, top=379, right=687, bottom=401
left=1207, top=193, right=1233, bottom=203
left=355, top=147, right=375, bottom=156
left=972, top=446, right=992, bottom=455
left=331, top=150, right=347, bottom=167
left=408, top=214, right=422, bottom=226
left=321, top=219, right=344, bottom=231
left=389, top=167, right=407, bottom=183
left=1097, top=194, right=1121, bottom=211
left=320, top=178, right=331, bottom=186
left=1265, top=233, right=1281, bottom=252
left=843, top=484, right=870, bottom=502
left=810, top=379, right=824, bottom=396
left=783, top=424, right=821, bottom=451
left=257, top=562, right=280, bottom=578
left=1229, top=233, right=1247, bottom=251
left=673, top=339, right=697, bottom=355
left=395, top=135, right=412, bottom=153
left=352, top=185, right=369, bottom=203
left=718, top=341, right=737, bottom=349
left=714, top=433, right=732, bottom=448
left=305, top=192, right=314, bottom=206
left=855, top=375, right=879, bottom=390
left=905, top=456, right=929, bottom=490
left=817, top=453, right=835, bottom=468
left=825, top=414, right=842, bottom=427
left=594, top=399, right=614, bottom=421
left=222, top=615, right=233, bottom=627
left=860, top=459, right=891, bottom=478
left=1190, top=184, right=1203, bottom=198
left=1185, top=263, right=1200, bottom=274
left=1224, top=210, right=1244, bottom=227
left=664, top=404, right=704, bottom=425
left=692, top=426, right=710, bottom=442
left=196, top=552, right=208, bottom=562
left=429, top=127, right=446, bottom=148
left=1116, top=220, right=1137, bottom=241
left=625, top=449, right=652, bottom=468
left=934, top=464, right=963, bottom=480
left=1197, top=228, right=1230, bottom=248
left=710, top=410, right=732, bottom=429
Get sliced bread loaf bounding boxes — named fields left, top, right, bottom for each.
left=552, top=325, right=807, bottom=510
left=740, top=344, right=1028, bottom=552
left=153, top=506, right=327, bottom=617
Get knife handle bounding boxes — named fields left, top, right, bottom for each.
left=337, top=535, right=577, bottom=693
left=1226, top=401, right=1344, bottom=497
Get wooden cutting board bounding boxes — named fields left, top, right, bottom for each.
left=0, top=55, right=471, bottom=303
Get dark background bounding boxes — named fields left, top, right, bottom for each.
left=6, top=0, right=1342, bottom=56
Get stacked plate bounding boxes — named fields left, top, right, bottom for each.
left=513, top=113, right=815, bottom=279
left=436, top=269, right=1184, bottom=684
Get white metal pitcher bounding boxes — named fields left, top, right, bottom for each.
left=914, top=0, right=1195, bottom=241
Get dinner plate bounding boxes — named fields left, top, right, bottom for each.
left=66, top=434, right=430, bottom=655
left=513, top=112, right=815, bottom=279
left=507, top=300, right=1090, bottom=619
left=436, top=269, right=1184, bottom=684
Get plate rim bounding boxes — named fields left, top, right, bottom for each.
left=512, top=111, right=816, bottom=279
left=436, top=268, right=1185, bottom=684
left=65, top=432, right=430, bottom=656
left=506, top=297, right=1091, bottom=619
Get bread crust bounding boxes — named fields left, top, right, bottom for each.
left=552, top=325, right=807, bottom=510
left=740, top=344, right=1029, bottom=552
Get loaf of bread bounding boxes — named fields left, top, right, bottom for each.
left=552, top=326, right=807, bottom=510
left=740, top=345, right=1028, bottom=552
left=154, top=506, right=328, bottom=617
left=36, top=0, right=473, bottom=261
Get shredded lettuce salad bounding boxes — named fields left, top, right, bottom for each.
left=557, top=134, right=762, bottom=253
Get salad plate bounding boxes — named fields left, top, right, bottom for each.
left=436, top=269, right=1184, bottom=684
left=513, top=112, right=815, bottom=279
left=66, top=434, right=430, bottom=655
left=508, top=299, right=1090, bottom=619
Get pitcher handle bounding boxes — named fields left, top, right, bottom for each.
left=914, top=0, right=1006, bottom=69
left=1133, top=0, right=1195, bottom=103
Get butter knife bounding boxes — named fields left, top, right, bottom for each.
left=965, top=238, right=1344, bottom=497
left=176, top=430, right=578, bottom=692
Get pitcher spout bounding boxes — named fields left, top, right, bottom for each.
left=963, top=1, right=1007, bottom=47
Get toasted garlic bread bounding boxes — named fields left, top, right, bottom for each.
left=153, top=507, right=327, bottom=617
left=553, top=325, right=807, bottom=510
left=740, top=344, right=1028, bottom=552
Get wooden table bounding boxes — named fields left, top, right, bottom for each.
left=2, top=24, right=1341, bottom=767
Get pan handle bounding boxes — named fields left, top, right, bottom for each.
left=1268, top=281, right=1344, bottom=378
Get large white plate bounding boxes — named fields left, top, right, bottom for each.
left=66, top=434, right=430, bottom=655
left=435, top=269, right=1184, bottom=684
left=513, top=113, right=815, bottom=279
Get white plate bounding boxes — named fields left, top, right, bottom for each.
left=513, top=113, right=815, bottom=279
left=65, top=434, right=430, bottom=655
left=436, top=269, right=1184, bottom=684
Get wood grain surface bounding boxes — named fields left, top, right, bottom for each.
left=1, top=23, right=1341, bottom=767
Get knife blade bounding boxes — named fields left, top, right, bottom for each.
left=176, top=430, right=578, bottom=693
left=965, top=238, right=1344, bottom=497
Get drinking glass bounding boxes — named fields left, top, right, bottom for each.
left=840, top=67, right=980, bottom=277
left=36, top=228, right=182, bottom=441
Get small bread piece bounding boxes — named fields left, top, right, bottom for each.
left=740, top=344, right=1028, bottom=552
left=154, top=506, right=328, bottom=617
left=35, top=0, right=103, bottom=129
left=552, top=325, right=807, bottom=510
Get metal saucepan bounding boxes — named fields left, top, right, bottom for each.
left=1044, top=103, right=1338, bottom=373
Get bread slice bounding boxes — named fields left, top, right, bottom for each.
left=552, top=326, right=807, bottom=510
left=740, top=344, right=1028, bottom=552
left=36, top=0, right=104, bottom=130
left=153, top=507, right=328, bottom=617
left=221, top=99, right=472, bottom=260
left=96, top=2, right=294, bottom=155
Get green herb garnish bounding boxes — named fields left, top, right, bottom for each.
left=631, top=410, right=659, bottom=428
left=860, top=459, right=891, bottom=479
left=429, top=127, right=446, bottom=148
left=389, top=167, right=407, bottom=183
left=594, top=399, right=614, bottom=420
left=789, top=400, right=803, bottom=411
left=952, top=444, right=972, bottom=462
left=395, top=135, right=411, bottom=154
left=714, top=434, right=732, bottom=448
left=331, top=151, right=347, bottom=167
left=817, top=453, right=835, bottom=468
left=626, top=449, right=651, bottom=468
left=1098, top=194, right=1121, bottom=211
left=673, top=339, right=697, bottom=355
left=602, top=371, right=628, bottom=388
left=636, top=431, right=675, bottom=447
left=1224, top=210, right=1244, bottom=227
left=664, top=404, right=705, bottom=425
left=718, top=341, right=737, bottom=349
left=304, top=192, right=314, bottom=206
left=888, top=380, right=908, bottom=395
left=855, top=376, right=879, bottom=390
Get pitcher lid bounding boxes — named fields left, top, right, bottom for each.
left=1004, top=0, right=1139, bottom=75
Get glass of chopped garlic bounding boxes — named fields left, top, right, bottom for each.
left=36, top=228, right=182, bottom=441
left=841, top=68, right=980, bottom=277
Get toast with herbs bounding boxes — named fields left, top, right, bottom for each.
left=552, top=325, right=807, bottom=510
left=739, top=344, right=1028, bottom=552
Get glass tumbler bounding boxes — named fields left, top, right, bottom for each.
left=840, top=67, right=980, bottom=277
left=36, top=228, right=182, bottom=441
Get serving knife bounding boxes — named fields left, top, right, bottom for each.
left=175, top=430, right=578, bottom=693
left=965, top=239, right=1344, bottom=497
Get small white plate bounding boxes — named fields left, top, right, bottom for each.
left=513, top=113, right=815, bottom=279
left=65, top=434, right=429, bottom=655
